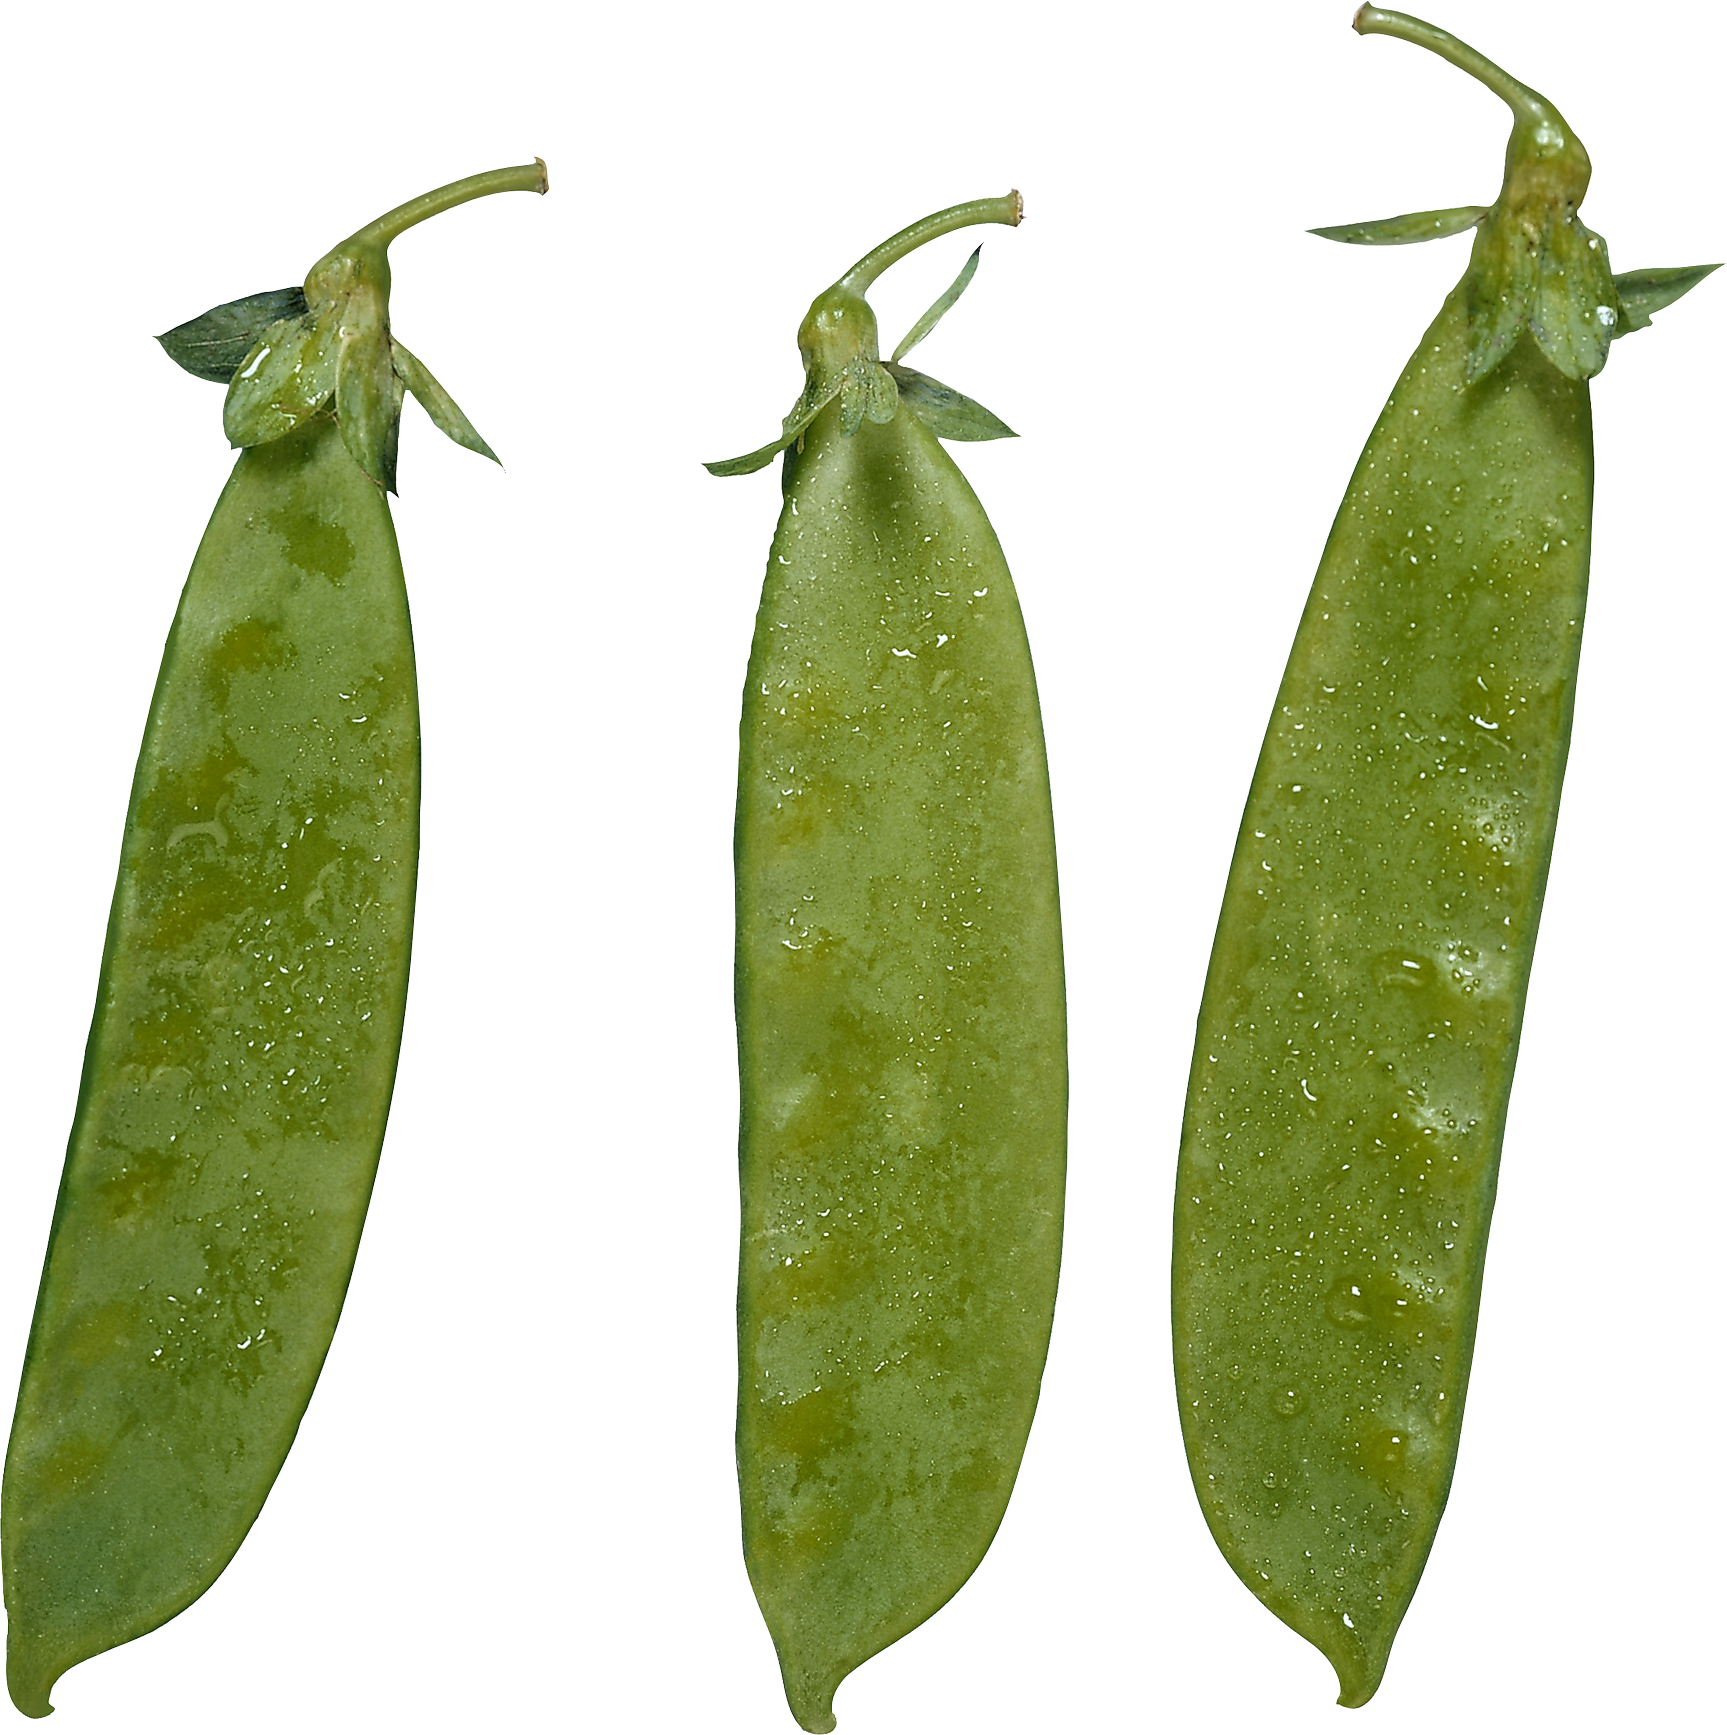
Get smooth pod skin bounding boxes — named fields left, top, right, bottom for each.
left=3, top=420, right=415, bottom=1714
left=1171, top=9, right=1714, bottom=1707
left=1174, top=287, right=1587, bottom=1704
left=724, top=198, right=1065, bottom=1732
left=2, top=163, right=544, bottom=1716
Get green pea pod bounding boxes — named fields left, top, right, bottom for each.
left=712, top=195, right=1066, bottom=1732
left=2, top=162, right=546, bottom=1718
left=1171, top=9, right=1715, bottom=1708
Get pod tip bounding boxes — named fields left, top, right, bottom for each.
left=1329, top=1642, right=1386, bottom=1709
left=535, top=157, right=549, bottom=194
left=6, top=1644, right=58, bottom=1720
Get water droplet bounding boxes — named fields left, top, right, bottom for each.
left=1372, top=951, right=1433, bottom=991
left=1359, top=1425, right=1412, bottom=1489
left=1270, top=1378, right=1307, bottom=1417
left=1326, top=1279, right=1372, bottom=1329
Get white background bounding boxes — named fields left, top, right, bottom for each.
left=0, top=1, right=1720, bottom=1729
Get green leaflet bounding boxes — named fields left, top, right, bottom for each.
left=837, top=358, right=897, bottom=436
left=1315, top=15, right=1647, bottom=387
left=202, top=164, right=545, bottom=489
left=1462, top=214, right=1618, bottom=384
left=1526, top=217, right=1618, bottom=381
left=886, top=363, right=1015, bottom=441
left=1310, top=205, right=1487, bottom=245
left=707, top=238, right=1014, bottom=475
left=1300, top=208, right=1716, bottom=363
left=1314, top=197, right=1620, bottom=384
left=1612, top=262, right=1721, bottom=333
left=335, top=324, right=407, bottom=492
left=392, top=342, right=499, bottom=464
left=890, top=245, right=981, bottom=361
left=221, top=317, right=500, bottom=491
left=157, top=287, right=310, bottom=383
left=705, top=375, right=845, bottom=477
left=706, top=359, right=898, bottom=474
left=223, top=313, right=340, bottom=448
left=1462, top=225, right=1538, bottom=382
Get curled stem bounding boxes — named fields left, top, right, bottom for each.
left=336, top=160, right=550, bottom=254
left=838, top=192, right=1022, bottom=296
left=1351, top=8, right=1604, bottom=382
left=1353, top=8, right=1559, bottom=131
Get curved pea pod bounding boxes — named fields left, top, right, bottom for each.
left=2, top=162, right=546, bottom=1718
left=710, top=195, right=1065, bottom=1732
left=1171, top=8, right=1715, bottom=1708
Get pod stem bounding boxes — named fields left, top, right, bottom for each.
left=1353, top=8, right=1559, bottom=131
left=335, top=159, right=550, bottom=254
left=838, top=192, right=1022, bottom=296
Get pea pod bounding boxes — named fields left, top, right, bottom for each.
left=2, top=162, right=545, bottom=1717
left=1170, top=10, right=1714, bottom=1706
left=711, top=195, right=1065, bottom=1732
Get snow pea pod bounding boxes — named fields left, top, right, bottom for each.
left=2, top=162, right=545, bottom=1717
left=711, top=195, right=1065, bottom=1733
left=1171, top=10, right=1714, bottom=1707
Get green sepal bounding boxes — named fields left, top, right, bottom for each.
left=1611, top=262, right=1721, bottom=334
left=891, top=246, right=981, bottom=362
left=709, top=200, right=1017, bottom=477
left=192, top=164, right=544, bottom=481
left=886, top=363, right=1015, bottom=441
left=336, top=332, right=406, bottom=492
left=392, top=342, right=498, bottom=464
left=704, top=435, right=796, bottom=479
left=1463, top=235, right=1536, bottom=383
left=1527, top=219, right=1618, bottom=380
left=704, top=374, right=845, bottom=477
left=839, top=360, right=898, bottom=436
left=1310, top=206, right=1488, bottom=246
left=1462, top=211, right=1622, bottom=384
left=223, top=315, right=340, bottom=448
left=157, top=287, right=310, bottom=382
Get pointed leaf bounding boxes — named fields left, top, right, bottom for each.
left=158, top=287, right=311, bottom=383
left=1611, top=262, right=1721, bottom=334
left=392, top=340, right=498, bottom=463
left=336, top=333, right=405, bottom=492
left=1464, top=235, right=1536, bottom=383
left=886, top=363, right=1015, bottom=441
left=1528, top=219, right=1618, bottom=380
left=705, top=376, right=845, bottom=477
left=838, top=360, right=898, bottom=435
left=223, top=315, right=339, bottom=447
left=864, top=362, right=899, bottom=425
left=891, top=246, right=982, bottom=363
left=1310, top=206, right=1488, bottom=246
left=705, top=434, right=796, bottom=479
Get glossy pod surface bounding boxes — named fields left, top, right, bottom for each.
left=3, top=163, right=544, bottom=1715
left=1174, top=288, right=1587, bottom=1701
left=3, top=422, right=415, bottom=1713
left=1171, top=9, right=1714, bottom=1705
left=723, top=197, right=1065, bottom=1731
